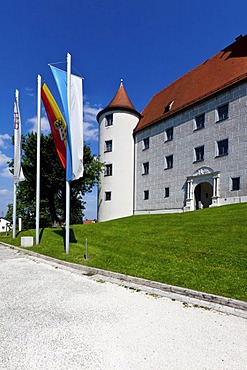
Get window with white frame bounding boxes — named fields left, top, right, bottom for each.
left=163, top=100, right=174, bottom=113
left=165, top=127, right=173, bottom=141
left=195, top=113, right=205, bottom=130
left=217, top=104, right=229, bottom=122
left=143, top=162, right=149, bottom=175
left=165, top=155, right=173, bottom=169
left=217, top=139, right=228, bottom=157
left=105, top=114, right=113, bottom=127
left=194, top=145, right=204, bottom=162
left=105, top=164, right=112, bottom=176
left=232, top=177, right=240, bottom=191
left=164, top=187, right=170, bottom=198
left=105, top=191, right=111, bottom=201
left=143, top=137, right=149, bottom=150
left=144, top=190, right=149, bottom=200
left=105, top=140, right=112, bottom=152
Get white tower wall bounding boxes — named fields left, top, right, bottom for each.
left=98, top=110, right=139, bottom=222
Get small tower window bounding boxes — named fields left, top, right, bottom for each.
left=105, top=164, right=113, bottom=176
left=105, top=192, right=111, bottom=201
left=105, top=140, right=112, bottom=152
left=105, top=114, right=113, bottom=127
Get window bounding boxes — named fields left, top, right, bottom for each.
left=105, top=140, right=112, bottom=152
left=232, top=177, right=240, bottom=191
left=217, top=139, right=228, bottom=157
left=195, top=114, right=205, bottom=130
left=144, top=190, right=149, bottom=200
left=105, top=164, right=112, bottom=176
left=105, top=192, right=111, bottom=201
left=143, top=162, right=149, bottom=175
left=165, top=155, right=173, bottom=169
left=143, top=137, right=149, bottom=150
left=217, top=104, right=229, bottom=122
left=194, top=146, right=204, bottom=162
left=165, top=187, right=170, bottom=198
left=105, top=114, right=113, bottom=127
left=165, top=127, right=173, bottom=141
left=163, top=101, right=174, bottom=113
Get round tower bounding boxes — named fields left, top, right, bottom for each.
left=97, top=80, right=141, bottom=222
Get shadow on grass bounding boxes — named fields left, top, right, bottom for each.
left=39, top=228, right=45, bottom=242
left=52, top=228, right=77, bottom=251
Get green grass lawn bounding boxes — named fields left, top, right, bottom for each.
left=1, top=203, right=246, bottom=301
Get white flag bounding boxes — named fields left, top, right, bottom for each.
left=50, top=66, right=83, bottom=181
left=70, top=73, right=83, bottom=181
left=14, top=90, right=25, bottom=183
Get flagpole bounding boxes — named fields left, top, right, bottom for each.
left=65, top=53, right=71, bottom=254
left=12, top=89, right=19, bottom=239
left=36, top=75, right=41, bottom=245
left=12, top=183, right=17, bottom=238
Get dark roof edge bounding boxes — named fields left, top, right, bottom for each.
left=97, top=105, right=142, bottom=122
left=134, top=73, right=247, bottom=134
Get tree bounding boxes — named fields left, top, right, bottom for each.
left=8, top=133, right=102, bottom=228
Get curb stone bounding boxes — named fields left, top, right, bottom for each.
left=1, top=242, right=247, bottom=319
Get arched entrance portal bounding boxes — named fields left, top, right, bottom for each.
left=194, top=182, right=213, bottom=209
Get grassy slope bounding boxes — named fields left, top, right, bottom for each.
left=1, top=203, right=246, bottom=301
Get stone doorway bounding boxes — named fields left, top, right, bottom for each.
left=194, top=182, right=213, bottom=209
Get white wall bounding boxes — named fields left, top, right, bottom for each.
left=98, top=110, right=139, bottom=222
left=0, top=218, right=10, bottom=232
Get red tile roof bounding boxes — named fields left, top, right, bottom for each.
left=134, top=35, right=247, bottom=133
left=97, top=80, right=141, bottom=122
left=83, top=220, right=96, bottom=224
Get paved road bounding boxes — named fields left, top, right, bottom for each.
left=0, top=245, right=246, bottom=370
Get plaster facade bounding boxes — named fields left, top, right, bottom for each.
left=134, top=82, right=247, bottom=214
left=98, top=110, right=139, bottom=222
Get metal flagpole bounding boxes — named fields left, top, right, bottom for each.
left=12, top=183, right=17, bottom=238
left=12, top=89, right=19, bottom=239
left=65, top=53, right=71, bottom=254
left=36, top=75, right=41, bottom=245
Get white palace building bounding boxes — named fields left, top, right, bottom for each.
left=97, top=35, right=247, bottom=222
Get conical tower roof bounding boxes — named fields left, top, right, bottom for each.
left=97, top=80, right=141, bottom=122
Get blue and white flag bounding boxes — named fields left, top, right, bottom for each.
left=50, top=65, right=83, bottom=182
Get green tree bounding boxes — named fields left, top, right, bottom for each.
left=7, top=133, right=102, bottom=228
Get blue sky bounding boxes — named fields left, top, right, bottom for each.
left=0, top=0, right=246, bottom=220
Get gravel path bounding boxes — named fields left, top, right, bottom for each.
left=0, top=245, right=246, bottom=369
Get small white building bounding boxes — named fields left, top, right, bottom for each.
left=0, top=218, right=10, bottom=232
